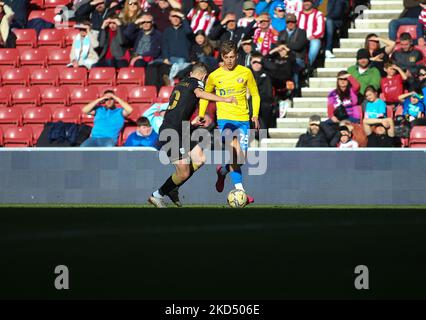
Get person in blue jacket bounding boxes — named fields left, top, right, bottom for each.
left=271, top=2, right=287, bottom=33
left=256, top=0, right=322, bottom=17
left=124, top=116, right=160, bottom=149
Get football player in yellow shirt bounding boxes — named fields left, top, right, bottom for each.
left=196, top=40, right=261, bottom=204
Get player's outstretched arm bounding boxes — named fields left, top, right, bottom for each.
left=194, top=88, right=237, bottom=105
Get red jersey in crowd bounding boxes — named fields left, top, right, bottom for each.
left=381, top=74, right=404, bottom=104
left=419, top=7, right=426, bottom=29
left=297, top=8, right=325, bottom=39
left=187, top=8, right=217, bottom=35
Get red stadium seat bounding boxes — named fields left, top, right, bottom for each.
left=44, top=0, right=72, bottom=8
left=397, top=25, right=417, bottom=42
left=409, top=126, right=426, bottom=147
left=30, top=68, right=59, bottom=87
left=0, top=126, right=3, bottom=146
left=59, top=67, right=87, bottom=87
left=69, top=87, right=98, bottom=107
left=23, top=107, right=52, bottom=124
left=126, top=103, right=151, bottom=123
left=48, top=47, right=71, bottom=66
left=88, top=67, right=116, bottom=86
left=117, top=67, right=145, bottom=86
left=157, top=86, right=174, bottom=102
left=14, top=29, right=38, bottom=48
left=99, top=86, right=128, bottom=100
left=64, top=28, right=80, bottom=47
left=38, top=29, right=65, bottom=48
left=12, top=87, right=41, bottom=106
left=0, top=87, right=12, bottom=107
left=28, top=10, right=56, bottom=23
left=121, top=126, right=137, bottom=146
left=28, top=124, right=45, bottom=145
left=3, top=126, right=33, bottom=147
left=20, top=48, right=48, bottom=69
left=41, top=87, right=69, bottom=105
left=128, top=86, right=157, bottom=104
left=30, top=0, right=44, bottom=8
left=0, top=48, right=19, bottom=67
left=81, top=110, right=95, bottom=126
left=52, top=107, right=81, bottom=123
left=2, top=68, right=30, bottom=87
left=0, top=108, right=22, bottom=125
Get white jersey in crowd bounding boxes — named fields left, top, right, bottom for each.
left=338, top=140, right=359, bottom=149
left=285, top=0, right=303, bottom=14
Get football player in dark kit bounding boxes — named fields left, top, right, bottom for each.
left=149, top=63, right=237, bottom=208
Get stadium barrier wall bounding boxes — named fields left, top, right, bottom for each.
left=1, top=148, right=426, bottom=205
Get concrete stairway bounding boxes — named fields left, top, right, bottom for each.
left=261, top=0, right=403, bottom=148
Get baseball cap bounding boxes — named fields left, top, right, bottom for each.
left=309, top=115, right=321, bottom=125
left=276, top=3, right=286, bottom=10
left=243, top=1, right=256, bottom=10
left=356, top=48, right=370, bottom=60
left=285, top=13, right=297, bottom=22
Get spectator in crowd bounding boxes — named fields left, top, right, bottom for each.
left=392, top=33, right=423, bottom=75
left=381, top=63, right=407, bottom=107
left=250, top=52, right=274, bottom=130
left=3, top=0, right=27, bottom=29
left=364, top=33, right=396, bottom=77
left=389, top=0, right=424, bottom=45
left=336, top=126, right=359, bottom=148
left=297, top=0, right=324, bottom=69
left=325, top=0, right=349, bottom=59
left=253, top=13, right=277, bottom=56
left=296, top=115, right=334, bottom=147
left=364, top=86, right=387, bottom=119
left=285, top=0, right=303, bottom=15
left=189, top=30, right=217, bottom=71
left=270, top=2, right=287, bottom=34
left=278, top=13, right=308, bottom=90
left=0, top=2, right=15, bottom=48
left=187, top=0, right=219, bottom=35
left=327, top=71, right=361, bottom=123
left=347, top=48, right=381, bottom=96
left=419, top=1, right=426, bottom=38
left=364, top=118, right=398, bottom=147
left=238, top=1, right=256, bottom=28
left=209, top=12, right=255, bottom=46
left=142, top=102, right=168, bottom=133
left=94, top=16, right=129, bottom=68
left=124, top=116, right=160, bottom=148
left=81, top=90, right=133, bottom=147
left=237, top=36, right=256, bottom=67
left=148, top=0, right=182, bottom=32
left=69, top=22, right=99, bottom=69
left=262, top=41, right=295, bottom=91
left=406, top=64, right=426, bottom=92
left=222, top=0, right=245, bottom=20
left=124, top=13, right=162, bottom=67
left=75, top=0, right=115, bottom=31
left=399, top=91, right=425, bottom=122
left=119, top=0, right=143, bottom=27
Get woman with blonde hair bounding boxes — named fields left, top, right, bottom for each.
left=120, top=0, right=143, bottom=26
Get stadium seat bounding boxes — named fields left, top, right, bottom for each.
left=41, top=87, right=69, bottom=105
left=409, top=126, right=426, bottom=147
left=48, top=47, right=71, bottom=67
left=38, top=29, right=65, bottom=48
left=120, top=126, right=137, bottom=146
left=14, top=29, right=38, bottom=48
left=28, top=9, right=56, bottom=23
left=157, top=86, right=173, bottom=102
left=52, top=107, right=81, bottom=124
left=23, top=107, right=52, bottom=124
left=69, top=87, right=98, bottom=107
left=0, top=87, right=12, bottom=107
left=44, top=0, right=72, bottom=8
left=117, top=67, right=145, bottom=86
left=0, top=108, right=23, bottom=126
left=0, top=126, right=3, bottom=146
left=397, top=25, right=417, bottom=42
left=26, top=124, right=45, bottom=145
left=80, top=110, right=95, bottom=126
left=99, top=86, right=128, bottom=100
left=2, top=68, right=30, bottom=87
left=64, top=28, right=80, bottom=47
left=88, top=67, right=116, bottom=86
left=20, top=48, right=48, bottom=69
left=3, top=126, right=33, bottom=147
left=59, top=67, right=87, bottom=87
left=30, top=68, right=59, bottom=88
left=126, top=103, right=151, bottom=123
left=128, top=86, right=157, bottom=104
left=12, top=87, right=41, bottom=106
left=0, top=48, right=19, bottom=67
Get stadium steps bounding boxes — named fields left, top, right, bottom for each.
left=263, top=0, right=403, bottom=146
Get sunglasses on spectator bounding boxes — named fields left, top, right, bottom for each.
left=287, top=20, right=296, bottom=23
left=259, top=20, right=270, bottom=23
left=338, top=78, right=348, bottom=80
left=226, top=20, right=236, bottom=23
left=420, top=72, right=426, bottom=76
left=141, top=21, right=153, bottom=24
left=276, top=9, right=285, bottom=12
left=128, top=1, right=138, bottom=5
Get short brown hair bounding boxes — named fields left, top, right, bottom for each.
left=220, top=40, right=237, bottom=56
left=137, top=117, right=151, bottom=127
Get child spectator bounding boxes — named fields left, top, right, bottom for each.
left=337, top=126, right=359, bottom=149
left=124, top=116, right=160, bottom=148
left=399, top=91, right=425, bottom=122
left=364, top=86, right=387, bottom=119
left=69, top=21, right=99, bottom=69
left=189, top=30, right=217, bottom=71
left=271, top=2, right=287, bottom=33
left=381, top=63, right=407, bottom=106
left=238, top=1, right=256, bottom=28
left=187, top=0, right=219, bottom=35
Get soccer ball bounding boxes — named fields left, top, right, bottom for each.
left=227, top=189, right=248, bottom=208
